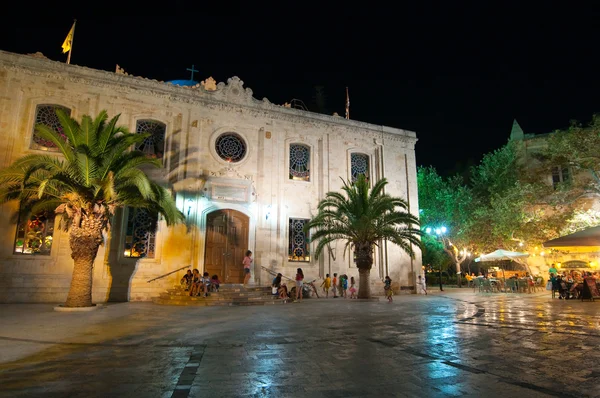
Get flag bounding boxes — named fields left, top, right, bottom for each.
left=61, top=22, right=75, bottom=54
left=345, top=87, right=350, bottom=119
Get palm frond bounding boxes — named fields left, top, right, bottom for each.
left=34, top=124, right=75, bottom=162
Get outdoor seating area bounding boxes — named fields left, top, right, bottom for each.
left=469, top=274, right=541, bottom=294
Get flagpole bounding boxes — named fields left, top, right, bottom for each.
left=66, top=19, right=76, bottom=65
left=345, top=86, right=350, bottom=120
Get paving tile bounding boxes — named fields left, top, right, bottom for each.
left=1, top=292, right=600, bottom=397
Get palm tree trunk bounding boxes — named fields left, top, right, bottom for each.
left=355, top=242, right=374, bottom=299
left=64, top=220, right=104, bottom=307
left=358, top=268, right=371, bottom=299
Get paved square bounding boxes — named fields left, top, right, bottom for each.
left=1, top=290, right=599, bottom=397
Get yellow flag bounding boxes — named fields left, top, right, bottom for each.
left=61, top=22, right=75, bottom=53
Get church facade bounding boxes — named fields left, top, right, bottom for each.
left=0, top=50, right=421, bottom=303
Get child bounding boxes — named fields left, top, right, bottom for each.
left=349, top=276, right=357, bottom=299
left=180, top=269, right=193, bottom=291
left=321, top=274, right=332, bottom=298
left=295, top=268, right=304, bottom=302
left=342, top=274, right=348, bottom=298
left=332, top=273, right=338, bottom=298
left=384, top=276, right=393, bottom=303
left=211, top=275, right=221, bottom=292
left=201, top=272, right=211, bottom=297
left=417, top=275, right=427, bottom=295
left=243, top=250, right=253, bottom=286
left=279, top=283, right=289, bottom=300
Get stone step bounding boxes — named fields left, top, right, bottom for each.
left=159, top=293, right=277, bottom=301
left=165, top=291, right=273, bottom=298
left=152, top=297, right=281, bottom=306
left=154, top=284, right=279, bottom=306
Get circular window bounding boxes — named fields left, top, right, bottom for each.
left=215, top=133, right=247, bottom=163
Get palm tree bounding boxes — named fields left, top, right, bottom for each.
left=305, top=175, right=422, bottom=298
left=0, top=110, right=184, bottom=307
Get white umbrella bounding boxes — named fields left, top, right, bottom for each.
left=474, top=249, right=530, bottom=263
left=474, top=250, right=532, bottom=290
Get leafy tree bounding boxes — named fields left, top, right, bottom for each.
left=0, top=110, right=184, bottom=307
left=306, top=175, right=422, bottom=298
left=417, top=166, right=474, bottom=285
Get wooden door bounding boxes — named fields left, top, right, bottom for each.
left=204, top=209, right=249, bottom=283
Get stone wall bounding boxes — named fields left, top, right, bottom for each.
left=0, top=50, right=421, bottom=302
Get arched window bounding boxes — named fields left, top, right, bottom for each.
left=351, top=153, right=370, bottom=182
left=288, top=218, right=310, bottom=262
left=123, top=208, right=157, bottom=258
left=135, top=120, right=166, bottom=159
left=31, top=104, right=71, bottom=151
left=215, top=133, right=247, bottom=163
left=289, top=144, right=310, bottom=181
left=14, top=211, right=55, bottom=255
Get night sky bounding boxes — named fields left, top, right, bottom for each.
left=2, top=6, right=599, bottom=176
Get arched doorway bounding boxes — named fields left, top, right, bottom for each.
left=204, top=209, right=249, bottom=283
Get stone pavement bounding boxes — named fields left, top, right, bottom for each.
left=1, top=289, right=599, bottom=397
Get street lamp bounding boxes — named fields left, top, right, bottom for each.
left=424, top=225, right=448, bottom=292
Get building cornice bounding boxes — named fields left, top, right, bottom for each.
left=0, top=50, right=417, bottom=146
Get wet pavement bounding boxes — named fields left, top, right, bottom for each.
left=1, top=290, right=599, bottom=397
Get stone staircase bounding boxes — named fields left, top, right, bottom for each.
left=152, top=284, right=280, bottom=306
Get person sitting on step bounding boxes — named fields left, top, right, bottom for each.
left=211, top=275, right=221, bottom=292
left=180, top=269, right=193, bottom=291
left=200, top=272, right=211, bottom=297
left=189, top=269, right=201, bottom=297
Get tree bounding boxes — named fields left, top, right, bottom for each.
left=305, top=175, right=422, bottom=298
left=417, top=166, right=474, bottom=285
left=0, top=110, right=184, bottom=307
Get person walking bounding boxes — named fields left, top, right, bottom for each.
left=384, top=276, right=393, bottom=303
left=417, top=275, right=427, bottom=295
left=332, top=273, right=338, bottom=298
left=243, top=250, right=253, bottom=286
left=349, top=276, right=357, bottom=299
left=295, top=268, right=304, bottom=302
left=321, top=273, right=332, bottom=298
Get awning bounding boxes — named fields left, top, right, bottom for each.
left=543, top=226, right=600, bottom=251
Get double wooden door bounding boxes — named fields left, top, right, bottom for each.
left=204, top=209, right=249, bottom=283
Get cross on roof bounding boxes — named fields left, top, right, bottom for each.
left=186, top=64, right=198, bottom=81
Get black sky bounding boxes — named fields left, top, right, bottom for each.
left=2, top=5, right=599, bottom=176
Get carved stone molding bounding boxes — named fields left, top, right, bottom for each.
left=0, top=50, right=418, bottom=145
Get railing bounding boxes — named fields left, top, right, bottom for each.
left=147, top=265, right=191, bottom=283
left=260, top=265, right=320, bottom=298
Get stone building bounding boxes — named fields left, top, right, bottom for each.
left=0, top=50, right=421, bottom=303
left=509, top=120, right=600, bottom=275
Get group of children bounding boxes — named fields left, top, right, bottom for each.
left=180, top=269, right=221, bottom=297
left=320, top=273, right=358, bottom=299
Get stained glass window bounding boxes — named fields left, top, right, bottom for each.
left=215, top=133, right=246, bottom=163
left=14, top=212, right=55, bottom=255
left=124, top=208, right=157, bottom=258
left=135, top=120, right=166, bottom=159
left=288, top=218, right=310, bottom=262
left=351, top=153, right=370, bottom=182
left=289, top=144, right=310, bottom=181
left=31, top=104, right=71, bottom=151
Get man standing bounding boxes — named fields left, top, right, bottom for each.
left=548, top=263, right=558, bottom=277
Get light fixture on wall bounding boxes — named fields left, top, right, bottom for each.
left=186, top=198, right=195, bottom=217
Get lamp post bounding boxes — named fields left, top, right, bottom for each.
left=425, top=226, right=447, bottom=291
